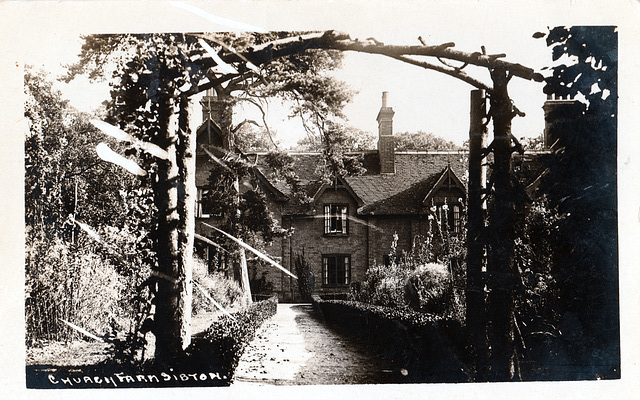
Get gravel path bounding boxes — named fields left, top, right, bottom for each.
left=233, top=303, right=397, bottom=386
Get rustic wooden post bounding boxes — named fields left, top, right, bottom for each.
left=211, top=89, right=253, bottom=305
left=485, top=68, right=517, bottom=380
left=153, top=94, right=192, bottom=362
left=466, top=88, right=489, bottom=378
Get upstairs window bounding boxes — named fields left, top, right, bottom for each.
left=322, top=254, right=351, bottom=286
left=436, top=202, right=463, bottom=233
left=196, top=188, right=212, bottom=218
left=324, top=204, right=348, bottom=235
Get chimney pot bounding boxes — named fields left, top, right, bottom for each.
left=382, top=91, right=389, bottom=108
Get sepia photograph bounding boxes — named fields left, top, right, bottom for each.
left=3, top=1, right=639, bottom=398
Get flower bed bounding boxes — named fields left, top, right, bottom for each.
left=312, top=296, right=470, bottom=383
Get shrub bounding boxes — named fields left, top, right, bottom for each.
left=192, top=256, right=244, bottom=316
left=356, top=230, right=466, bottom=322
left=25, top=235, right=127, bottom=343
left=406, top=263, right=457, bottom=316
left=186, top=296, right=278, bottom=382
left=357, top=264, right=409, bottom=308
left=294, top=252, right=313, bottom=302
left=312, top=296, right=470, bottom=383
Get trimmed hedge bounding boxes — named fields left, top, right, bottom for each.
left=312, top=296, right=471, bottom=383
left=184, top=296, right=278, bottom=384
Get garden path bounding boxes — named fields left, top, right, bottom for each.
left=233, top=303, right=397, bottom=386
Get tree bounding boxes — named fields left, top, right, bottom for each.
left=24, top=68, right=155, bottom=343
left=537, top=26, right=619, bottom=379
left=293, top=125, right=376, bottom=152
left=394, top=130, right=461, bottom=151
left=67, top=32, right=354, bottom=362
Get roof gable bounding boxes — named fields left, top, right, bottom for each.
left=313, top=176, right=364, bottom=207
left=422, top=166, right=466, bottom=205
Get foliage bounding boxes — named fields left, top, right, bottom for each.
left=186, top=296, right=278, bottom=382
left=24, top=69, right=156, bottom=345
left=192, top=256, right=244, bottom=316
left=513, top=201, right=560, bottom=339
left=249, top=268, right=275, bottom=297
left=263, top=151, right=311, bottom=204
left=356, top=206, right=467, bottom=322
left=25, top=237, right=124, bottom=342
left=203, top=158, right=286, bottom=243
left=312, top=296, right=470, bottom=383
left=294, top=252, right=313, bottom=302
left=293, top=125, right=377, bottom=152
left=535, top=26, right=619, bottom=377
left=234, top=123, right=278, bottom=152
left=394, top=131, right=462, bottom=151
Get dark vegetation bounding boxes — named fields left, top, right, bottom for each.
left=27, top=296, right=278, bottom=388
left=312, top=296, right=469, bottom=383
left=184, top=296, right=278, bottom=384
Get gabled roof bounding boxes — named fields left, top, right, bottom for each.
left=421, top=165, right=466, bottom=205
left=248, top=151, right=468, bottom=216
left=313, top=175, right=364, bottom=207
left=356, top=173, right=441, bottom=215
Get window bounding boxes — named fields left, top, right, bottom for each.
left=324, top=204, right=348, bottom=235
left=322, top=254, right=351, bottom=286
left=436, top=202, right=463, bottom=233
left=452, top=204, right=462, bottom=233
left=196, top=188, right=212, bottom=218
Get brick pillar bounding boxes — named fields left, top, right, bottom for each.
left=377, top=91, right=395, bottom=174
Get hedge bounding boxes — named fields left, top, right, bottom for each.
left=183, top=295, right=278, bottom=384
left=312, top=296, right=471, bottom=383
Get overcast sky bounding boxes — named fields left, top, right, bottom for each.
left=13, top=1, right=559, bottom=148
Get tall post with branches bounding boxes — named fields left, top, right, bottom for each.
left=466, top=88, right=489, bottom=378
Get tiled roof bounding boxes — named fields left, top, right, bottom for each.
left=249, top=151, right=468, bottom=216
left=356, top=173, right=442, bottom=215
left=196, top=148, right=545, bottom=216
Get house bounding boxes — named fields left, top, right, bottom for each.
left=193, top=91, right=474, bottom=301
left=193, top=90, right=556, bottom=302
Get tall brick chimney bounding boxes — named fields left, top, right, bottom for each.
left=377, top=91, right=395, bottom=174
left=542, top=93, right=585, bottom=149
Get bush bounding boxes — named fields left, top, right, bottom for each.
left=25, top=235, right=127, bottom=342
left=186, top=296, right=278, bottom=383
left=312, top=296, right=470, bottom=383
left=192, top=256, right=244, bottom=316
left=355, top=230, right=466, bottom=322
left=357, top=264, right=409, bottom=308
left=407, top=263, right=454, bottom=314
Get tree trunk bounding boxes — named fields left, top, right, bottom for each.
left=212, top=88, right=252, bottom=305
left=466, top=89, right=489, bottom=378
left=485, top=68, right=517, bottom=381
left=175, top=94, right=195, bottom=346
left=152, top=95, right=193, bottom=363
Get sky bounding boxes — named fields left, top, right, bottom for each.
left=14, top=1, right=556, bottom=148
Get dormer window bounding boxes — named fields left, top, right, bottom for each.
left=324, top=204, right=348, bottom=235
left=435, top=202, right=463, bottom=233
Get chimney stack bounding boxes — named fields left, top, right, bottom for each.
left=542, top=94, right=585, bottom=149
left=377, top=91, right=395, bottom=174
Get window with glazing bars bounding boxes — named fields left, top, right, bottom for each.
left=196, top=188, right=211, bottom=218
left=324, top=204, right=348, bottom=234
left=322, top=254, right=351, bottom=286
